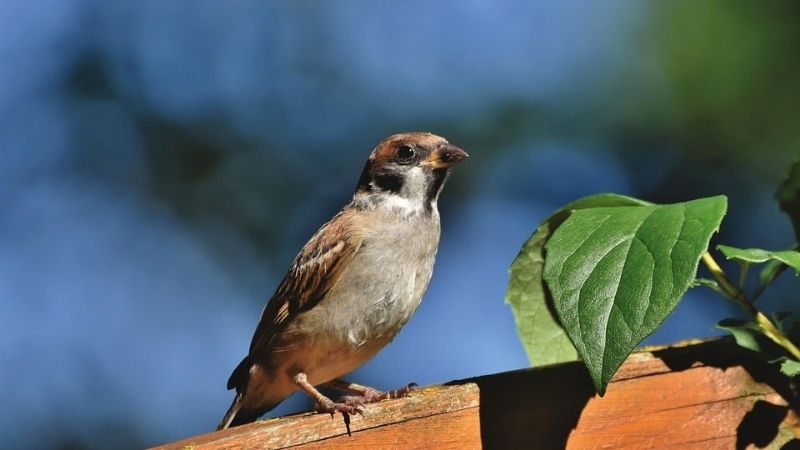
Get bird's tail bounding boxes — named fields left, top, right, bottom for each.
left=217, top=393, right=282, bottom=430
left=217, top=392, right=253, bottom=430
left=218, top=356, right=256, bottom=430
left=218, top=357, right=283, bottom=430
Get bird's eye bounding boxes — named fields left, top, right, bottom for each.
left=396, top=145, right=415, bottom=163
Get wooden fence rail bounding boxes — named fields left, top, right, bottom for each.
left=154, top=339, right=800, bottom=449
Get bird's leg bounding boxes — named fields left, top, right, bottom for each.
left=292, top=373, right=363, bottom=416
left=325, top=378, right=418, bottom=406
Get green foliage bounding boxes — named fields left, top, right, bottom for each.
left=780, top=358, right=800, bottom=377
left=756, top=260, right=789, bottom=300
left=717, top=313, right=800, bottom=379
left=506, top=194, right=649, bottom=367
left=717, top=245, right=800, bottom=272
left=717, top=245, right=800, bottom=300
left=651, top=3, right=800, bottom=176
left=716, top=319, right=762, bottom=353
left=507, top=160, right=800, bottom=394
left=541, top=196, right=727, bottom=394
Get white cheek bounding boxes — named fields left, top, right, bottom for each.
left=379, top=167, right=428, bottom=213
left=381, top=195, right=418, bottom=212
left=404, top=167, right=426, bottom=196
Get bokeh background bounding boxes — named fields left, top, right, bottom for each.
left=4, top=1, right=800, bottom=448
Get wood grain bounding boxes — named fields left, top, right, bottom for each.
left=153, top=339, right=800, bottom=449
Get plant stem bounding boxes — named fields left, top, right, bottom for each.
left=701, top=253, right=756, bottom=315
left=701, top=252, right=800, bottom=361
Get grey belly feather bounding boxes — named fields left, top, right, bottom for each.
left=286, top=209, right=440, bottom=385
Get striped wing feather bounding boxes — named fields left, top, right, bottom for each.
left=248, top=210, right=362, bottom=356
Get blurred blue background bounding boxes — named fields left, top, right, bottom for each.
left=3, top=1, right=800, bottom=448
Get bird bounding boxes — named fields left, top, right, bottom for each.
left=217, top=132, right=468, bottom=430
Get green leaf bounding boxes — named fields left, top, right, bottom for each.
left=717, top=245, right=800, bottom=273
left=772, top=311, right=792, bottom=329
left=717, top=245, right=800, bottom=300
left=543, top=195, right=728, bottom=394
left=716, top=319, right=762, bottom=352
left=777, top=158, right=800, bottom=242
left=780, top=358, right=800, bottom=377
left=756, top=260, right=788, bottom=299
left=716, top=245, right=800, bottom=299
left=693, top=277, right=722, bottom=294
left=506, top=194, right=650, bottom=367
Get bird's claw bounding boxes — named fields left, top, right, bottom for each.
left=340, top=395, right=366, bottom=407
left=338, top=382, right=418, bottom=405
left=314, top=399, right=363, bottom=417
left=389, top=382, right=418, bottom=399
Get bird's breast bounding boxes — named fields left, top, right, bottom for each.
left=332, top=212, right=440, bottom=345
left=289, top=210, right=441, bottom=383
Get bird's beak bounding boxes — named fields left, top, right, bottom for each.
left=421, top=143, right=469, bottom=169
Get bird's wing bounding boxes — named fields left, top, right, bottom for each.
left=248, top=208, right=364, bottom=357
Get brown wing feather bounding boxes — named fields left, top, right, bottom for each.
left=247, top=208, right=363, bottom=356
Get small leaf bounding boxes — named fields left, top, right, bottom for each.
left=693, top=277, right=721, bottom=293
left=777, top=158, right=800, bottom=242
left=756, top=260, right=788, bottom=300
left=506, top=194, right=650, bottom=367
left=717, top=246, right=800, bottom=300
left=543, top=195, right=728, bottom=394
left=770, top=311, right=792, bottom=333
left=780, top=358, right=800, bottom=377
left=717, top=319, right=762, bottom=353
left=717, top=245, right=800, bottom=274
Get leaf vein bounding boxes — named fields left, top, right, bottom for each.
left=599, top=207, right=658, bottom=382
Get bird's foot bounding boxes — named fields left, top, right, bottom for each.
left=340, top=382, right=418, bottom=406
left=314, top=397, right=363, bottom=417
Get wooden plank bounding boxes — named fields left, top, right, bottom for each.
left=153, top=339, right=800, bottom=449
left=156, top=384, right=479, bottom=450
left=297, top=408, right=480, bottom=450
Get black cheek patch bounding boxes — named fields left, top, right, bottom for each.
left=425, top=168, right=448, bottom=212
left=356, top=160, right=374, bottom=193
left=374, top=171, right=404, bottom=193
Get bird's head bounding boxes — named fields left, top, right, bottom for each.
left=354, top=132, right=468, bottom=213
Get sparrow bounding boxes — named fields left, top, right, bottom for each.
left=217, top=132, right=468, bottom=430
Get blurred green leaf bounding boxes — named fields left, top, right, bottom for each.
left=543, top=196, right=727, bottom=394
left=777, top=158, right=800, bottom=242
left=771, top=311, right=792, bottom=332
left=506, top=194, right=650, bottom=367
left=653, top=3, right=800, bottom=176
left=780, top=358, right=800, bottom=377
